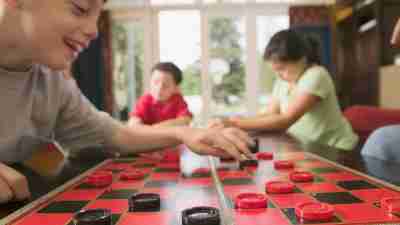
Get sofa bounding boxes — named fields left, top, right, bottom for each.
left=343, top=105, right=400, bottom=144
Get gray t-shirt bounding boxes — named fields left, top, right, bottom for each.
left=0, top=65, right=121, bottom=163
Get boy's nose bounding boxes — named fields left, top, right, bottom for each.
left=82, top=18, right=99, bottom=42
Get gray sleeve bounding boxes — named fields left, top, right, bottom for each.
left=54, top=78, right=122, bottom=152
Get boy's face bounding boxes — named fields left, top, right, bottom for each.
left=16, top=0, right=103, bottom=70
left=150, top=70, right=178, bottom=102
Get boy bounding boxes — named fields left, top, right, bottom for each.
left=0, top=0, right=252, bottom=204
left=129, top=62, right=192, bottom=127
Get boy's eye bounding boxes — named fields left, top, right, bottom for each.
left=71, top=1, right=89, bottom=16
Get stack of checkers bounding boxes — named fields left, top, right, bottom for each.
left=235, top=193, right=268, bottom=209
left=129, top=193, right=161, bottom=212
left=120, top=170, right=145, bottom=181
left=85, top=171, right=113, bottom=188
left=73, top=208, right=112, bottom=225
left=295, top=202, right=335, bottom=221
left=182, top=206, right=220, bottom=225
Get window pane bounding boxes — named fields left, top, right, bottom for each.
left=159, top=10, right=202, bottom=120
left=112, top=21, right=144, bottom=121
left=208, top=16, right=246, bottom=117
left=257, top=15, right=289, bottom=107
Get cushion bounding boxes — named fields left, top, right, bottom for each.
left=343, top=105, right=400, bottom=143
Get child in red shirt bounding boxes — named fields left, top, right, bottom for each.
left=129, top=62, right=192, bottom=127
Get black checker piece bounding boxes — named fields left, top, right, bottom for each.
left=67, top=214, right=121, bottom=225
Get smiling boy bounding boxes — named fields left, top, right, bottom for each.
left=0, top=0, right=252, bottom=204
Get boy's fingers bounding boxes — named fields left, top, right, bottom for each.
left=221, top=129, right=253, bottom=159
left=391, top=19, right=400, bottom=46
left=210, top=135, right=243, bottom=160
left=0, top=177, right=13, bottom=203
left=0, top=163, right=31, bottom=200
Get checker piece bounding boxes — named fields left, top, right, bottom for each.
left=182, top=206, right=220, bottom=225
left=274, top=160, right=294, bottom=169
left=290, top=171, right=314, bottom=182
left=120, top=170, right=145, bottom=181
left=256, top=152, right=273, bottom=160
left=265, top=181, right=295, bottom=194
left=235, top=193, right=268, bottom=209
left=73, top=208, right=111, bottom=225
left=295, top=202, right=334, bottom=221
left=86, top=171, right=113, bottom=188
left=249, top=138, right=259, bottom=154
left=381, top=197, right=400, bottom=214
left=129, top=193, right=161, bottom=212
left=239, top=159, right=258, bottom=169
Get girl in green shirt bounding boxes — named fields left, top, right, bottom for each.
left=211, top=29, right=358, bottom=150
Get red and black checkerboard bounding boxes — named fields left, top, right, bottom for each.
left=219, top=151, right=400, bottom=225
left=4, top=148, right=400, bottom=225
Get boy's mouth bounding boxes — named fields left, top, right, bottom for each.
left=64, top=39, right=85, bottom=59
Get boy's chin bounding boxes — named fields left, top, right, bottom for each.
left=42, top=58, right=71, bottom=71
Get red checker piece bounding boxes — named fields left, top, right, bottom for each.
left=120, top=170, right=145, bottom=181
left=265, top=181, right=295, bottom=194
left=162, top=151, right=180, bottom=163
left=256, top=152, right=273, bottom=160
left=235, top=193, right=268, bottom=209
left=193, top=168, right=211, bottom=174
left=381, top=197, right=400, bottom=213
left=295, top=202, right=334, bottom=221
left=290, top=171, right=314, bottom=182
left=86, top=171, right=113, bottom=187
left=274, top=160, right=294, bottom=169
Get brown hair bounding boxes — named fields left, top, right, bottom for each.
left=152, top=62, right=183, bottom=85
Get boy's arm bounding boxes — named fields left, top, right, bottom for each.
left=127, top=116, right=143, bottom=126
left=153, top=116, right=192, bottom=127
left=56, top=76, right=253, bottom=161
left=0, top=175, right=13, bottom=203
left=109, top=124, right=253, bottom=161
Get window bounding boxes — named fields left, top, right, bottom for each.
left=257, top=15, right=289, bottom=108
left=109, top=2, right=292, bottom=123
left=112, top=21, right=145, bottom=121
left=208, top=16, right=247, bottom=117
left=159, top=10, right=202, bottom=119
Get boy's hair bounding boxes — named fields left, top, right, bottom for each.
left=264, top=29, right=321, bottom=65
left=151, top=62, right=183, bottom=85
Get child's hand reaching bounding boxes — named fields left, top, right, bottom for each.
left=0, top=163, right=31, bottom=203
left=391, top=19, right=400, bottom=46
left=178, top=127, right=253, bottom=160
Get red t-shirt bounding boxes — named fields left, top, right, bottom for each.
left=130, top=93, right=193, bottom=125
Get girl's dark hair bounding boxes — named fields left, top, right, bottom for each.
left=152, top=62, right=183, bottom=85
left=263, top=29, right=321, bottom=65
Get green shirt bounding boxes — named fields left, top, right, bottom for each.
left=272, top=66, right=359, bottom=150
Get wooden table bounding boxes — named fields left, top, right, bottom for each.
left=1, top=133, right=400, bottom=221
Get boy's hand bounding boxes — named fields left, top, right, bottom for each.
left=178, top=127, right=253, bottom=160
left=391, top=18, right=400, bottom=46
left=207, top=118, right=237, bottom=129
left=0, top=163, right=31, bottom=202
